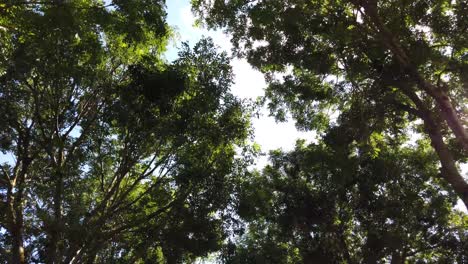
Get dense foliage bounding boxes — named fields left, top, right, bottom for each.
left=192, top=0, right=468, bottom=263
left=0, top=0, right=467, bottom=263
left=225, top=138, right=467, bottom=263
left=0, top=1, right=250, bottom=263
left=192, top=0, right=468, bottom=207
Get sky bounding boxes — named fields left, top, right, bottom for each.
left=165, top=1, right=316, bottom=168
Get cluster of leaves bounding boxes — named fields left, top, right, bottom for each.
left=0, top=1, right=252, bottom=263
left=225, top=136, right=467, bottom=263
left=192, top=0, right=468, bottom=204
left=192, top=0, right=468, bottom=262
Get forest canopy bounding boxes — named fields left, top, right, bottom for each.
left=0, top=0, right=467, bottom=263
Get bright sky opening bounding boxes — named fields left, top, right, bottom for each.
left=165, top=0, right=316, bottom=168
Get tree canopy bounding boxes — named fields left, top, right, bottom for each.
left=192, top=0, right=468, bottom=207
left=0, top=1, right=251, bottom=263
left=0, top=0, right=467, bottom=263
left=190, top=0, right=468, bottom=262
left=224, top=137, right=467, bottom=263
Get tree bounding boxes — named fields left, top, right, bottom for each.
left=0, top=1, right=250, bottom=263
left=192, top=0, right=468, bottom=207
left=225, top=136, right=467, bottom=263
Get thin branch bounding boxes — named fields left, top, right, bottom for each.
left=102, top=192, right=186, bottom=239
left=0, top=164, right=11, bottom=183
left=110, top=162, right=177, bottom=216
left=61, top=90, right=99, bottom=140
left=65, top=101, right=103, bottom=163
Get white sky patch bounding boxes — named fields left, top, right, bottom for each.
left=0, top=151, right=16, bottom=167
left=356, top=8, right=364, bottom=24
left=165, top=0, right=316, bottom=169
left=413, top=24, right=433, bottom=41
left=230, top=58, right=265, bottom=99
left=180, top=4, right=195, bottom=29
left=455, top=165, right=468, bottom=213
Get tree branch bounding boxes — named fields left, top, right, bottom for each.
left=354, top=0, right=468, bottom=151
left=398, top=83, right=468, bottom=209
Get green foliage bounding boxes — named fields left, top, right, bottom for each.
left=192, top=0, right=468, bottom=262
left=225, top=136, right=466, bottom=263
left=0, top=2, right=251, bottom=263
left=1, top=1, right=467, bottom=263
left=191, top=0, right=467, bottom=157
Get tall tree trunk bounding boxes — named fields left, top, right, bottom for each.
left=6, top=166, right=26, bottom=264
left=402, top=88, right=468, bottom=208
left=423, top=83, right=468, bottom=151
left=7, top=188, right=26, bottom=264
left=391, top=251, right=403, bottom=264
left=11, top=217, right=25, bottom=264
left=420, top=110, right=468, bottom=207
left=7, top=137, right=31, bottom=264
left=356, top=0, right=468, bottom=152
left=352, top=0, right=468, bottom=208
left=46, top=169, right=64, bottom=264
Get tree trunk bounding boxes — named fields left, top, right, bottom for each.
left=7, top=183, right=26, bottom=264
left=46, top=169, right=64, bottom=264
left=357, top=0, right=468, bottom=152
left=6, top=150, right=30, bottom=264
left=11, top=218, right=26, bottom=264
left=402, top=88, right=468, bottom=209
left=423, top=83, right=468, bottom=151
left=354, top=0, right=468, bottom=209
left=8, top=205, right=26, bottom=264
left=421, top=111, right=468, bottom=208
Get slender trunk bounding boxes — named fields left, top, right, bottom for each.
left=11, top=217, right=25, bottom=264
left=391, top=252, right=402, bottom=264
left=64, top=244, right=82, bottom=263
left=402, top=88, right=468, bottom=208
left=424, top=84, right=468, bottom=151
left=46, top=169, right=64, bottom=264
left=68, top=248, right=84, bottom=264
left=7, top=187, right=26, bottom=264
left=356, top=0, right=468, bottom=152
left=68, top=239, right=100, bottom=264
left=7, top=147, right=30, bottom=264
left=421, top=111, right=468, bottom=207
